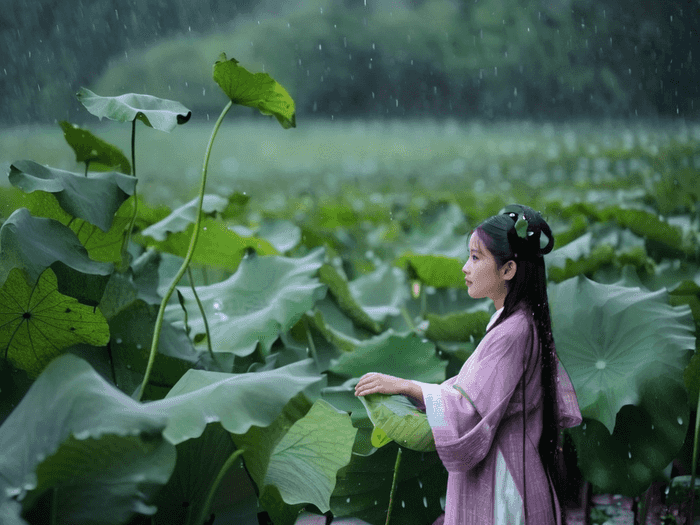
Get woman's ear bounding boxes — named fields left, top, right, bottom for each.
left=501, top=260, right=517, bottom=281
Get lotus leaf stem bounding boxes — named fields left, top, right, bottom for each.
left=138, top=100, right=233, bottom=401
left=385, top=446, right=403, bottom=525
left=689, top=389, right=700, bottom=523
left=187, top=265, right=214, bottom=362
left=196, top=448, right=246, bottom=525
left=122, top=118, right=139, bottom=271
left=303, top=316, right=319, bottom=367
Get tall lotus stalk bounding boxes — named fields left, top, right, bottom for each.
left=138, top=53, right=296, bottom=399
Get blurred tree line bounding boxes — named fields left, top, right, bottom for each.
left=1, top=0, right=697, bottom=124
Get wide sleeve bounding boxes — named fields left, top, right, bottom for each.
left=556, top=356, right=582, bottom=428
left=418, top=313, right=534, bottom=472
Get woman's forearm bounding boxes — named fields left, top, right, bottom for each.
left=401, top=379, right=424, bottom=404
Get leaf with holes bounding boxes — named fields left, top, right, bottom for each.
left=0, top=267, right=110, bottom=377
left=77, top=88, right=191, bottom=131
left=59, top=121, right=131, bottom=173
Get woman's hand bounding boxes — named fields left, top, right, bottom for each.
left=354, top=373, right=406, bottom=397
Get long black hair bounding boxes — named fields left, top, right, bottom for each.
left=474, top=204, right=562, bottom=524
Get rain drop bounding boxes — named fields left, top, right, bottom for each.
left=423, top=497, right=428, bottom=508
left=678, top=417, right=683, bottom=425
left=116, top=338, right=123, bottom=344
left=401, top=501, right=406, bottom=508
left=346, top=498, right=350, bottom=503
left=628, top=451, right=632, bottom=458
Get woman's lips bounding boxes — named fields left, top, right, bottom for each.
left=465, top=280, right=472, bottom=286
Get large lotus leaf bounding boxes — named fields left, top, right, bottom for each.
left=263, top=400, right=356, bottom=511
left=329, top=330, right=446, bottom=384
left=348, top=264, right=410, bottom=323
left=331, top=442, right=447, bottom=525
left=405, top=203, right=469, bottom=260
left=0, top=208, right=112, bottom=291
left=0, top=267, right=110, bottom=377
left=0, top=354, right=175, bottom=524
left=18, top=190, right=132, bottom=269
left=318, top=264, right=382, bottom=334
left=59, top=121, right=131, bottom=173
left=77, top=87, right=191, bottom=132
left=424, top=310, right=491, bottom=342
left=213, top=53, right=296, bottom=129
left=567, top=378, right=689, bottom=495
left=232, top=394, right=356, bottom=525
left=150, top=422, right=255, bottom=525
left=140, top=215, right=278, bottom=271
left=395, top=252, right=465, bottom=288
left=150, top=358, right=325, bottom=444
left=140, top=194, right=229, bottom=241
left=257, top=219, right=302, bottom=253
left=9, top=160, right=135, bottom=232
left=359, top=394, right=435, bottom=452
left=163, top=249, right=326, bottom=357
left=549, top=275, right=695, bottom=433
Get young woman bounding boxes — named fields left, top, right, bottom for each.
left=355, top=204, right=581, bottom=525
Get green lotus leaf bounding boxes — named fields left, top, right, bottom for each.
left=331, top=442, right=446, bottom=525
left=295, top=513, right=371, bottom=525
left=549, top=275, right=695, bottom=434
left=0, top=208, right=113, bottom=293
left=257, top=219, right=302, bottom=253
left=348, top=264, right=410, bottom=322
left=59, top=121, right=131, bottom=173
left=0, top=267, right=110, bottom=377
left=359, top=394, right=435, bottom=452
left=151, top=358, right=325, bottom=444
left=140, top=215, right=278, bottom=271
left=163, top=249, right=326, bottom=356
left=329, top=330, right=446, bottom=384
left=396, top=252, right=465, bottom=288
left=567, top=378, right=689, bottom=495
left=405, top=203, right=469, bottom=260
left=213, top=53, right=296, bottom=129
left=263, top=399, right=356, bottom=511
left=319, top=264, right=382, bottom=334
left=232, top=394, right=356, bottom=524
left=76, top=87, right=191, bottom=132
left=424, top=310, right=491, bottom=342
left=140, top=194, right=229, bottom=241
left=0, top=354, right=175, bottom=524
left=9, top=160, right=135, bottom=232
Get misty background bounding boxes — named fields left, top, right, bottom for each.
left=2, top=0, right=698, bottom=125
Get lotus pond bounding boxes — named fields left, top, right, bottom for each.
left=0, top=58, right=699, bottom=525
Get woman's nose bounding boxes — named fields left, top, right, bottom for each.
left=462, top=261, right=469, bottom=274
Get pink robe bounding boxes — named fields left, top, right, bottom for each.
left=415, top=308, right=582, bottom=525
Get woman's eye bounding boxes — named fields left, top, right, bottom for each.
left=472, top=255, right=478, bottom=261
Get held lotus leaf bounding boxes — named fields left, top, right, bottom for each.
left=359, top=393, right=436, bottom=452
left=77, top=88, right=191, bottom=131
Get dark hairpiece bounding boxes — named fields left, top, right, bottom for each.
left=498, top=204, right=554, bottom=260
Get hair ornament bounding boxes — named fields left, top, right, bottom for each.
left=514, top=214, right=529, bottom=239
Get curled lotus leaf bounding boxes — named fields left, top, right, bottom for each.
left=59, top=121, right=131, bottom=173
left=77, top=88, right=191, bottom=132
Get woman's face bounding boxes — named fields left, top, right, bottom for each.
left=462, top=231, right=512, bottom=309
